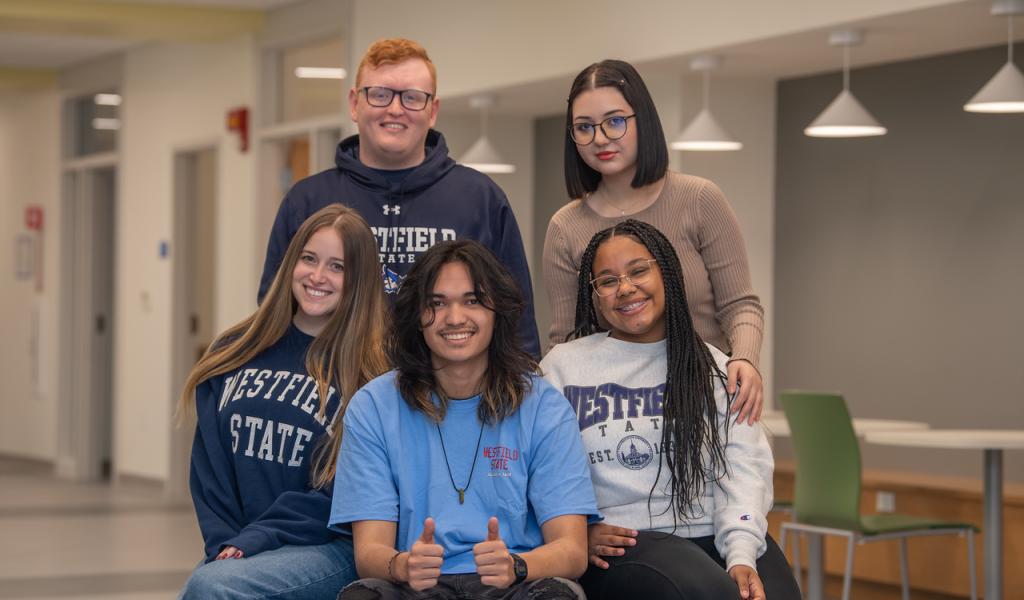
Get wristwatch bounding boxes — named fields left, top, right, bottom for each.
left=510, top=553, right=528, bottom=585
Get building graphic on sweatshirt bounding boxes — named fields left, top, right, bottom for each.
left=617, top=435, right=653, bottom=470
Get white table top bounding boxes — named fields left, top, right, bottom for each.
left=760, top=411, right=929, bottom=438
left=865, top=429, right=1024, bottom=450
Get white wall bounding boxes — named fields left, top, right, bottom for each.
left=0, top=91, right=61, bottom=460
left=115, top=36, right=257, bottom=480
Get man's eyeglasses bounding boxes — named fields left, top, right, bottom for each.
left=590, top=259, right=658, bottom=297
left=569, top=114, right=636, bottom=146
left=360, top=86, right=434, bottom=111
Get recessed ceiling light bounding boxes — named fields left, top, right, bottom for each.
left=93, top=93, right=122, bottom=106
left=92, top=118, right=121, bottom=130
left=294, top=67, right=347, bottom=79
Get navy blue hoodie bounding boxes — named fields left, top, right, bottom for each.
left=258, top=130, right=540, bottom=357
left=189, top=324, right=342, bottom=561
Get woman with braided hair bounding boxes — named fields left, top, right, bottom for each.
left=544, top=58, right=764, bottom=424
left=541, top=220, right=799, bottom=600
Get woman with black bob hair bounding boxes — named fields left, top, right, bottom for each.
left=544, top=59, right=765, bottom=424
left=541, top=219, right=799, bottom=600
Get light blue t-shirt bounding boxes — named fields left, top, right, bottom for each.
left=330, top=371, right=599, bottom=574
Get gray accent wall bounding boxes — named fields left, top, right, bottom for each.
left=533, top=114, right=570, bottom=347
left=774, top=44, right=1024, bottom=482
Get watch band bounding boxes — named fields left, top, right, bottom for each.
left=510, top=552, right=528, bottom=585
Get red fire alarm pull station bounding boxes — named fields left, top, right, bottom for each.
left=227, top=107, right=249, bottom=152
left=25, top=206, right=43, bottom=231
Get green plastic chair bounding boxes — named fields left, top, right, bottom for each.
left=778, top=391, right=977, bottom=600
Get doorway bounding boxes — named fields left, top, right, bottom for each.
left=167, top=147, right=218, bottom=501
left=57, top=166, right=116, bottom=482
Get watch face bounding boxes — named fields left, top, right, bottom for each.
left=512, top=553, right=528, bottom=579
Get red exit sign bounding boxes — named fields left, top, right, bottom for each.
left=25, top=206, right=43, bottom=231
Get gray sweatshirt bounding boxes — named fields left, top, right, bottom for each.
left=540, top=332, right=773, bottom=570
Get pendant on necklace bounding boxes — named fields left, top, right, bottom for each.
left=458, top=488, right=465, bottom=504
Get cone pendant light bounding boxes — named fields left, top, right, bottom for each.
left=805, top=29, right=887, bottom=138
left=964, top=0, right=1024, bottom=113
left=459, top=95, right=516, bottom=174
left=671, top=55, right=742, bottom=151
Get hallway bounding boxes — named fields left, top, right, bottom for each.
left=0, top=457, right=201, bottom=599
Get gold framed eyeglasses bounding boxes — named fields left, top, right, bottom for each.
left=590, top=259, right=658, bottom=296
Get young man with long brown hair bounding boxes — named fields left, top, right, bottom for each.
left=330, top=240, right=597, bottom=599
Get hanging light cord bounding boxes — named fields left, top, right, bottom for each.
left=1009, top=15, right=1016, bottom=64
left=702, top=70, right=711, bottom=110
left=842, top=44, right=851, bottom=91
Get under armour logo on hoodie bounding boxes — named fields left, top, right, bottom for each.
left=383, top=205, right=401, bottom=215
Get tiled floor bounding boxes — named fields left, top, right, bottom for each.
left=0, top=457, right=202, bottom=599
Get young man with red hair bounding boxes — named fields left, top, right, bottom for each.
left=259, top=38, right=540, bottom=357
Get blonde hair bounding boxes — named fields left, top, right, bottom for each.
left=179, top=204, right=389, bottom=488
left=356, top=37, right=437, bottom=92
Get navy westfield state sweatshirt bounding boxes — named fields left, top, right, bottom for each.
left=258, top=130, right=540, bottom=358
left=189, top=324, right=343, bottom=561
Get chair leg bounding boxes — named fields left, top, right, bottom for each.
left=791, top=530, right=803, bottom=592
left=841, top=535, right=855, bottom=600
left=898, top=537, right=910, bottom=600
left=966, top=529, right=977, bottom=600
left=779, top=526, right=799, bottom=589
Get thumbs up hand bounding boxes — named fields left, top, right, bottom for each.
left=406, top=517, right=444, bottom=591
left=473, top=516, right=515, bottom=588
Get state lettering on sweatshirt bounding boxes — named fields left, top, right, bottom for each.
left=218, top=368, right=341, bottom=468
left=371, top=226, right=456, bottom=267
left=563, top=384, right=672, bottom=472
left=562, top=383, right=665, bottom=432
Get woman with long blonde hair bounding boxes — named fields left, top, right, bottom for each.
left=179, top=204, right=389, bottom=599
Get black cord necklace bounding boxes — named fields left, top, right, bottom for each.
left=436, top=418, right=485, bottom=505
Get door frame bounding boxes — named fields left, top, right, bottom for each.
left=167, top=141, right=219, bottom=502
left=57, top=154, right=118, bottom=482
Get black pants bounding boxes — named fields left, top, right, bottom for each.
left=338, top=574, right=585, bottom=600
left=580, top=532, right=800, bottom=600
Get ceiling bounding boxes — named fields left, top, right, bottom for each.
left=1, top=0, right=1017, bottom=107
left=442, top=0, right=1019, bottom=117
left=0, top=0, right=299, bottom=74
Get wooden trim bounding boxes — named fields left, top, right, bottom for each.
left=776, top=459, right=1024, bottom=506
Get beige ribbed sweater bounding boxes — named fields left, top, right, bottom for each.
left=542, top=171, right=764, bottom=366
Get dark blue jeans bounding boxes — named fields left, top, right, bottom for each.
left=179, top=537, right=356, bottom=599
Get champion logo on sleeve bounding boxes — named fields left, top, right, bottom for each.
left=740, top=514, right=752, bottom=521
